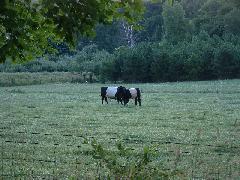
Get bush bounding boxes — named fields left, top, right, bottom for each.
left=214, top=42, right=240, bottom=79
left=150, top=45, right=171, bottom=82
left=89, top=139, right=180, bottom=179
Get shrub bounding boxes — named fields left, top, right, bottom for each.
left=214, top=42, right=240, bottom=79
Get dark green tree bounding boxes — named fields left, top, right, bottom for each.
left=162, top=2, right=188, bottom=44
left=0, top=0, right=144, bottom=63
left=193, top=0, right=240, bottom=36
left=214, top=42, right=240, bottom=79
left=181, top=0, right=207, bottom=18
left=150, top=50, right=170, bottom=81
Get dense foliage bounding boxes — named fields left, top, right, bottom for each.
left=0, top=0, right=144, bottom=63
left=1, top=0, right=240, bottom=82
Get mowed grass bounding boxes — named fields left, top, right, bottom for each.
left=0, top=80, right=240, bottom=178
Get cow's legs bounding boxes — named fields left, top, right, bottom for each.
left=124, top=98, right=129, bottom=106
left=135, top=98, right=138, bottom=105
left=137, top=97, right=141, bottom=106
left=102, top=96, right=105, bottom=104
left=117, top=97, right=123, bottom=105
left=105, top=97, right=108, bottom=104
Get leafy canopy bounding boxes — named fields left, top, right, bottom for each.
left=0, top=0, right=145, bottom=63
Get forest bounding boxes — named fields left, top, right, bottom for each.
left=1, top=0, right=240, bottom=82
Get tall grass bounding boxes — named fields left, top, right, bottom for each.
left=0, top=72, right=96, bottom=87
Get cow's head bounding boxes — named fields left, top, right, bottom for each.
left=122, top=88, right=132, bottom=106
left=116, top=86, right=125, bottom=99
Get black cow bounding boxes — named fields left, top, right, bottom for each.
left=123, top=88, right=141, bottom=106
left=101, top=86, right=125, bottom=104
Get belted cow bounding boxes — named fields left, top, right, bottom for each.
left=123, top=88, right=141, bottom=106
left=101, top=86, right=125, bottom=104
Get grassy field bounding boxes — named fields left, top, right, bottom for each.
left=0, top=80, right=239, bottom=178
left=0, top=72, right=96, bottom=86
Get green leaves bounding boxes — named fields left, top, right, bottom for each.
left=162, top=1, right=188, bottom=44
left=0, top=0, right=145, bottom=63
left=151, top=0, right=174, bottom=6
left=0, top=0, right=59, bottom=63
left=0, top=24, right=6, bottom=49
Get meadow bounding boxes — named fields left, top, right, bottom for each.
left=0, top=72, right=90, bottom=87
left=0, top=79, right=239, bottom=179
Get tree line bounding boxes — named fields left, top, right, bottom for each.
left=1, top=0, right=240, bottom=82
